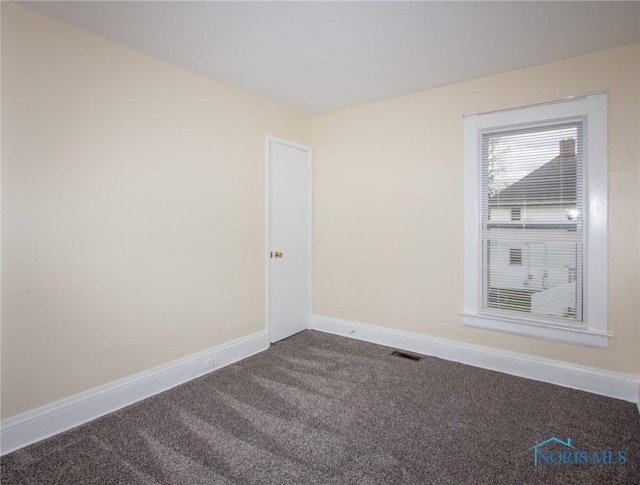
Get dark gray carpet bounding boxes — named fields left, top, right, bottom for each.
left=2, top=330, right=639, bottom=484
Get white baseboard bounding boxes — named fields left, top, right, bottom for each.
left=310, top=315, right=640, bottom=405
left=0, top=331, right=269, bottom=456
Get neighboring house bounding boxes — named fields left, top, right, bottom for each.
left=486, top=139, right=580, bottom=319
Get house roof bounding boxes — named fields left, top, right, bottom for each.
left=489, top=153, right=577, bottom=206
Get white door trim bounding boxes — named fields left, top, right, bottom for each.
left=265, top=136, right=313, bottom=343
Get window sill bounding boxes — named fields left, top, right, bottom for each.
left=460, top=311, right=612, bottom=348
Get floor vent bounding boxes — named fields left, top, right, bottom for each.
left=391, top=350, right=422, bottom=361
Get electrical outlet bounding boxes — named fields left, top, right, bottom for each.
left=204, top=357, right=217, bottom=369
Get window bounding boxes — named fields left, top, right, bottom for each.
left=462, top=94, right=610, bottom=347
left=509, top=248, right=522, bottom=266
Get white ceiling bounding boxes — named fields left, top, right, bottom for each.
left=18, top=1, right=640, bottom=114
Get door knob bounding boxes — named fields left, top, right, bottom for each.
left=274, top=251, right=283, bottom=258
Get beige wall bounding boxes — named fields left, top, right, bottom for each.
left=1, top=5, right=310, bottom=418
left=313, top=44, right=640, bottom=374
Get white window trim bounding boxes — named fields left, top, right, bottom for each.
left=461, top=93, right=611, bottom=348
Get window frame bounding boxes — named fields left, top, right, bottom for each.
left=461, top=93, right=610, bottom=348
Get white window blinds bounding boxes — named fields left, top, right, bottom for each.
left=480, top=121, right=584, bottom=324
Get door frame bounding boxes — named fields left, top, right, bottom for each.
left=264, top=136, right=313, bottom=343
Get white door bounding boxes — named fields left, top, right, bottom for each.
left=266, top=138, right=311, bottom=343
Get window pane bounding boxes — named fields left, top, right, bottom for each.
left=481, top=121, right=583, bottom=323
left=509, top=248, right=522, bottom=265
